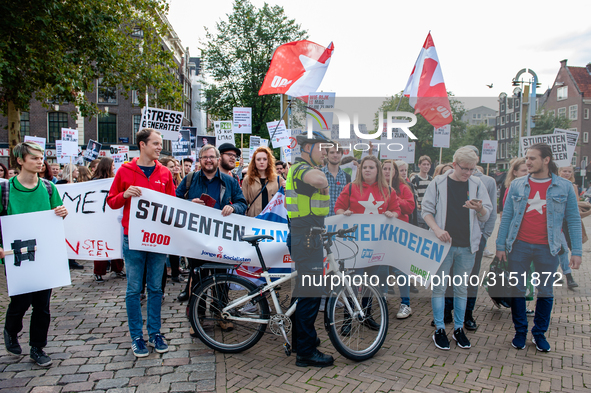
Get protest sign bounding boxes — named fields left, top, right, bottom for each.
left=24, top=136, right=46, bottom=153
left=267, top=121, right=290, bottom=148
left=215, top=120, right=234, bottom=145
left=56, top=141, right=72, bottom=164
left=481, top=140, right=498, bottom=164
left=61, top=128, right=78, bottom=143
left=1, top=210, right=71, bottom=296
left=306, top=92, right=335, bottom=132
left=110, top=145, right=129, bottom=162
left=139, top=107, right=184, bottom=140
left=83, top=139, right=102, bottom=162
left=181, top=127, right=198, bottom=149
left=281, top=146, right=292, bottom=162
left=380, top=128, right=411, bottom=161
left=260, top=138, right=269, bottom=148
left=127, top=189, right=449, bottom=285
left=554, top=128, right=579, bottom=162
left=433, top=125, right=451, bottom=148
left=172, top=130, right=191, bottom=157
left=520, top=133, right=570, bottom=167
left=112, top=153, right=126, bottom=171
left=56, top=179, right=123, bottom=260
left=233, top=107, right=252, bottom=134
left=197, top=135, right=215, bottom=148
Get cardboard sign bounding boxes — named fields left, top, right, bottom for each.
left=267, top=121, right=290, bottom=148
left=433, top=125, right=451, bottom=148
left=83, top=139, right=102, bottom=162
left=520, top=133, right=570, bottom=167
left=233, top=107, right=252, bottom=134
left=2, top=210, right=71, bottom=296
left=172, top=130, right=191, bottom=157
left=112, top=153, right=126, bottom=171
left=56, top=141, right=75, bottom=164
left=215, top=120, right=235, bottom=145
left=139, top=107, right=184, bottom=140
left=554, top=128, right=579, bottom=163
left=110, top=145, right=129, bottom=162
left=56, top=179, right=123, bottom=260
left=481, top=140, right=498, bottom=164
left=61, top=128, right=78, bottom=143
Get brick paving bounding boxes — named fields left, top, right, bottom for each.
left=1, top=216, right=590, bottom=392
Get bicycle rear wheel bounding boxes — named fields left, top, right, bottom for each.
left=325, top=282, right=388, bottom=361
left=189, top=274, right=270, bottom=353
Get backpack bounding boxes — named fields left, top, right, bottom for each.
left=183, top=171, right=196, bottom=200
left=0, top=178, right=54, bottom=216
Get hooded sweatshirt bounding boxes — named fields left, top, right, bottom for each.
left=107, top=157, right=176, bottom=235
left=334, top=182, right=401, bottom=216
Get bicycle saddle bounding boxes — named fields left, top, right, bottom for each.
left=241, top=234, right=274, bottom=245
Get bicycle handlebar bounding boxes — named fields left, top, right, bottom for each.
left=310, top=225, right=358, bottom=239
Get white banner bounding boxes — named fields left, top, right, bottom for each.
left=127, top=190, right=450, bottom=284
left=1, top=211, right=71, bottom=296
left=139, top=107, right=184, bottom=140
left=481, top=140, right=498, bottom=164
left=216, top=120, right=234, bottom=145
left=520, top=133, right=569, bottom=167
left=433, top=125, right=451, bottom=148
left=233, top=107, right=252, bottom=134
left=56, top=179, right=123, bottom=260
left=554, top=128, right=579, bottom=163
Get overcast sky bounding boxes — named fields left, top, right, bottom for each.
left=167, top=0, right=591, bottom=109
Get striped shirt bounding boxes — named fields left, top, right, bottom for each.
left=411, top=174, right=433, bottom=207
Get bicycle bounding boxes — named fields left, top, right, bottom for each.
left=188, top=224, right=389, bottom=361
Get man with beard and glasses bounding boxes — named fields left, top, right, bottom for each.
left=217, top=143, right=242, bottom=184
left=174, top=145, right=247, bottom=331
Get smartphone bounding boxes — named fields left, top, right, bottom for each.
left=470, top=199, right=482, bottom=203
left=200, top=193, right=216, bottom=208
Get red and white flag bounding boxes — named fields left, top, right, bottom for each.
left=259, top=40, right=334, bottom=98
left=403, top=33, right=453, bottom=128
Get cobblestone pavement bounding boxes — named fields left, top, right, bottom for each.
left=1, top=216, right=590, bottom=392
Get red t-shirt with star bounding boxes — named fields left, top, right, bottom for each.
left=516, top=178, right=551, bottom=244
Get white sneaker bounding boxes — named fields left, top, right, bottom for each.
left=483, top=249, right=494, bottom=257
left=396, top=304, right=412, bottom=319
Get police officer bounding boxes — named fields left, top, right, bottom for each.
left=286, top=131, right=333, bottom=367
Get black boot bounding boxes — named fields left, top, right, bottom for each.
left=296, top=349, right=334, bottom=367
left=341, top=309, right=352, bottom=336
left=464, top=310, right=477, bottom=331
left=566, top=273, right=579, bottom=289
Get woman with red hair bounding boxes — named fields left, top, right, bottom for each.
left=241, top=147, right=285, bottom=217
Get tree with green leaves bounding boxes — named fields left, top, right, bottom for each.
left=0, top=0, right=183, bottom=166
left=531, top=111, right=573, bottom=136
left=199, top=0, right=307, bottom=144
left=376, top=93, right=467, bottom=165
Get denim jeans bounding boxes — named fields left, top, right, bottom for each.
left=508, top=240, right=559, bottom=336
left=122, top=235, right=167, bottom=340
left=392, top=267, right=410, bottom=306
left=445, top=235, right=487, bottom=314
left=432, top=246, right=475, bottom=330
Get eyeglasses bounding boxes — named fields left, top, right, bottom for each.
left=456, top=163, right=476, bottom=173
left=200, top=156, right=218, bottom=161
left=223, top=153, right=237, bottom=160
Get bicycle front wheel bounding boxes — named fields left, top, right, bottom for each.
left=325, top=282, right=388, bottom=361
left=189, top=274, right=270, bottom=353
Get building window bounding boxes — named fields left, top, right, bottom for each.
left=20, top=111, right=30, bottom=140
left=501, top=103, right=505, bottom=112
left=511, top=126, right=515, bottom=138
left=132, top=115, right=142, bottom=144
left=582, top=156, right=588, bottom=169
left=510, top=113, right=514, bottom=122
left=548, top=110, right=555, bottom=117
left=98, top=113, right=117, bottom=144
left=132, top=91, right=141, bottom=106
left=585, top=108, right=589, bottom=119
left=515, top=99, right=520, bottom=106
left=48, top=112, right=68, bottom=143
left=506, top=115, right=510, bottom=123
left=496, top=130, right=500, bottom=140
left=501, top=117, right=505, bottom=125
left=557, top=86, right=568, bottom=100
left=515, top=124, right=520, bottom=136
left=516, top=112, right=520, bottom=122
left=98, top=78, right=117, bottom=104
left=558, top=107, right=567, bottom=118
left=571, top=152, right=577, bottom=166
left=584, top=132, right=589, bottom=143
left=569, top=105, right=578, bottom=120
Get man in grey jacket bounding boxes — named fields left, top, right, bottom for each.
left=444, top=146, right=497, bottom=331
left=422, top=147, right=493, bottom=351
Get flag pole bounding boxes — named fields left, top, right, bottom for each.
left=486, top=163, right=490, bottom=176
left=439, top=147, right=442, bottom=164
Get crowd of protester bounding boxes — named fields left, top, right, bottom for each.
left=1, top=129, right=586, bottom=367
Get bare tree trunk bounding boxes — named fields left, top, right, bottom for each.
left=8, top=101, right=21, bottom=169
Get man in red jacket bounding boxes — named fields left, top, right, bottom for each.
left=107, top=128, right=176, bottom=358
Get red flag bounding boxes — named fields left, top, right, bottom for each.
left=403, top=33, right=453, bottom=128
left=259, top=40, right=334, bottom=98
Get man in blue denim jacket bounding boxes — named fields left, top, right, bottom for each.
left=496, top=143, right=582, bottom=352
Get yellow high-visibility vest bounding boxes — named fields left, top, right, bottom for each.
left=285, top=161, right=330, bottom=219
